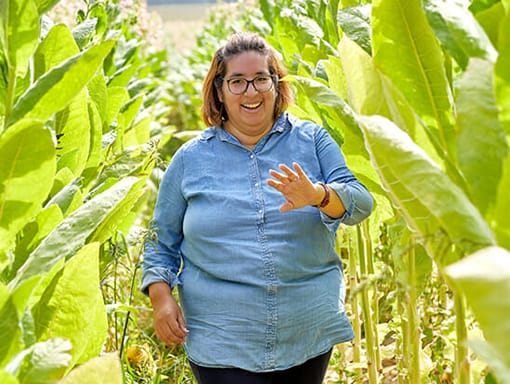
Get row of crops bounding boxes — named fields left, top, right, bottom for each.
left=1, top=0, right=510, bottom=383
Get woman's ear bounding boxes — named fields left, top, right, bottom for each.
left=217, top=89, right=224, bottom=103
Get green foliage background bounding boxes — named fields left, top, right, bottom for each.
left=1, top=0, right=510, bottom=383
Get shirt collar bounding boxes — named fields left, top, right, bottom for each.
left=199, top=112, right=290, bottom=142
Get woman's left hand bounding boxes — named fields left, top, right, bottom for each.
left=267, top=162, right=324, bottom=212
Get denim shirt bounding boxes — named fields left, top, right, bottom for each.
left=142, top=112, right=373, bottom=372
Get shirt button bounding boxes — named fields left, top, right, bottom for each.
left=258, top=209, right=263, bottom=214
left=255, top=183, right=259, bottom=187
left=250, top=154, right=254, bottom=159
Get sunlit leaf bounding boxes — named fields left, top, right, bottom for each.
left=8, top=40, right=115, bottom=126
left=358, top=115, right=495, bottom=264
left=33, top=243, right=107, bottom=367
left=0, top=119, right=55, bottom=261
left=58, top=354, right=122, bottom=384
left=456, top=58, right=507, bottom=216
left=10, top=176, right=141, bottom=290
left=445, top=246, right=510, bottom=368
left=372, top=0, right=456, bottom=160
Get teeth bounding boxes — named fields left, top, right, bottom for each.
left=243, top=102, right=261, bottom=109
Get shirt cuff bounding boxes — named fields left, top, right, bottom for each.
left=140, top=267, right=181, bottom=296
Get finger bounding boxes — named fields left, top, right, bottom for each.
left=279, top=200, right=294, bottom=212
left=292, top=162, right=306, bottom=179
left=279, top=163, right=298, bottom=180
left=268, top=169, right=289, bottom=184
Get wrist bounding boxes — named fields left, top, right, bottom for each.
left=313, top=182, right=330, bottom=208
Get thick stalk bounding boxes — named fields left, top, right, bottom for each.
left=346, top=231, right=361, bottom=365
left=357, top=226, right=378, bottom=383
left=407, top=240, right=420, bottom=384
left=362, top=220, right=381, bottom=371
left=455, top=293, right=470, bottom=384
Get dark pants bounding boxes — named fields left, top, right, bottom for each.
left=189, top=349, right=333, bottom=384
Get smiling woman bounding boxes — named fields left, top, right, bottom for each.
left=141, top=31, right=373, bottom=384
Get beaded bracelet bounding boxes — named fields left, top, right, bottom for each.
left=314, top=182, right=330, bottom=208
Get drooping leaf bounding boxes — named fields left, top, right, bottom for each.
left=0, top=283, right=21, bottom=368
left=33, top=0, right=60, bottom=14
left=7, top=40, right=115, bottom=126
left=33, top=243, right=107, bottom=368
left=0, top=0, right=39, bottom=78
left=445, top=246, right=510, bottom=368
left=33, top=24, right=79, bottom=80
left=495, top=10, right=510, bottom=135
left=424, top=0, right=497, bottom=69
left=58, top=354, right=122, bottom=384
left=10, top=176, right=141, bottom=290
left=357, top=115, right=495, bottom=264
left=55, top=89, right=90, bottom=176
left=0, top=119, right=56, bottom=261
left=372, top=0, right=456, bottom=161
left=469, top=339, right=510, bottom=384
left=15, top=338, right=72, bottom=384
left=455, top=58, right=507, bottom=216
left=337, top=4, right=372, bottom=55
left=493, top=153, right=510, bottom=248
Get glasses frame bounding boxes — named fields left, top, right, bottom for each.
left=221, top=74, right=277, bottom=95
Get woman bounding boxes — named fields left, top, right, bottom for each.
left=142, top=32, right=373, bottom=384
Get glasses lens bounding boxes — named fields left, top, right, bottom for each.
left=253, top=76, right=273, bottom=92
left=228, top=78, right=247, bottom=94
left=227, top=76, right=274, bottom=94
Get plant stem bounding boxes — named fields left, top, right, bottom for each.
left=407, top=239, right=420, bottom=384
left=455, top=293, right=470, bottom=384
left=346, top=230, right=361, bottom=365
left=357, top=226, right=378, bottom=383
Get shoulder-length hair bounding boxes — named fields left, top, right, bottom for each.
left=201, top=32, right=293, bottom=127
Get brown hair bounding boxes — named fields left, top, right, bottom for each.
left=201, top=32, right=293, bottom=127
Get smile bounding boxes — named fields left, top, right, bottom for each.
left=242, top=102, right=262, bottom=110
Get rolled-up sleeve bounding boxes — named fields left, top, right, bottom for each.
left=315, top=127, right=373, bottom=228
left=141, top=151, right=186, bottom=295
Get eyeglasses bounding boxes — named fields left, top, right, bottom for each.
left=223, top=75, right=276, bottom=95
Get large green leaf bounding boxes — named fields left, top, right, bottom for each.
left=494, top=153, right=510, bottom=248
left=372, top=0, right=456, bottom=160
left=0, top=283, right=21, bottom=368
left=10, top=176, right=141, bottom=290
left=456, top=58, right=507, bottom=216
left=445, top=246, right=510, bottom=369
left=495, top=10, right=510, bottom=135
left=15, top=338, right=72, bottom=383
left=58, top=354, right=122, bottom=384
left=0, top=0, right=39, bottom=78
left=0, top=119, right=55, bottom=261
left=55, top=89, right=91, bottom=176
left=33, top=24, right=79, bottom=80
left=424, top=0, right=497, bottom=69
left=33, top=243, right=107, bottom=368
left=7, top=40, right=115, bottom=126
left=357, top=115, right=495, bottom=264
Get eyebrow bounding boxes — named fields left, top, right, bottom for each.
left=227, top=71, right=271, bottom=78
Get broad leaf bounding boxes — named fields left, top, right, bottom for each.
left=7, top=40, right=115, bottom=126
left=0, top=119, right=55, bottom=261
left=495, top=10, right=510, bottom=135
left=55, top=89, right=90, bottom=176
left=15, top=338, right=72, bottom=384
left=445, top=246, right=510, bottom=368
left=58, top=354, right=122, bottom=384
left=0, top=0, right=39, bottom=78
left=10, top=176, right=141, bottom=290
left=337, top=4, right=372, bottom=55
left=358, top=115, right=495, bottom=264
left=0, top=283, right=21, bottom=368
left=456, top=58, right=507, bottom=216
left=33, top=24, right=79, bottom=80
left=493, top=153, right=510, bottom=248
left=33, top=243, right=107, bottom=368
left=372, top=0, right=456, bottom=160
left=424, top=0, right=497, bottom=69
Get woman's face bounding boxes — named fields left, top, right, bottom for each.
left=219, top=51, right=277, bottom=138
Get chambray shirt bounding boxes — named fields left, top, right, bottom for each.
left=142, top=112, right=373, bottom=372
